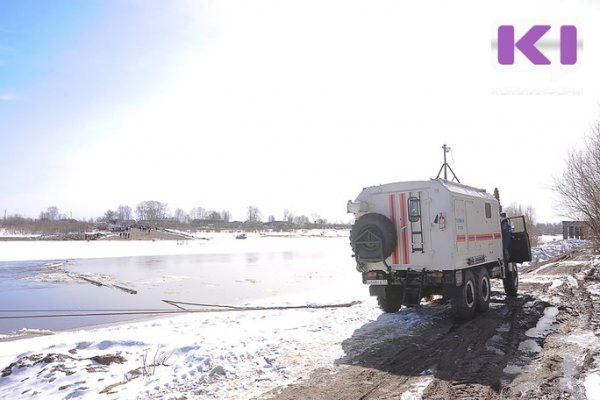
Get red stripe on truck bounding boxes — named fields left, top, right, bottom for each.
left=399, top=193, right=410, bottom=265
left=389, top=194, right=399, bottom=264
left=458, top=233, right=502, bottom=243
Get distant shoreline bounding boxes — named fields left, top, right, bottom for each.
left=0, top=227, right=350, bottom=242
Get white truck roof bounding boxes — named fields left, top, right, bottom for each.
left=359, top=179, right=496, bottom=202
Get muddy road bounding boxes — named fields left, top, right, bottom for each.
left=265, top=246, right=600, bottom=399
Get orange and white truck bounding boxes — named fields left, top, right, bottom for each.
left=347, top=178, right=531, bottom=319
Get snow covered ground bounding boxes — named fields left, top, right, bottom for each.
left=0, top=290, right=445, bottom=400
left=0, top=296, right=377, bottom=399
left=0, top=228, right=41, bottom=239
left=0, top=237, right=593, bottom=399
left=529, top=238, right=585, bottom=264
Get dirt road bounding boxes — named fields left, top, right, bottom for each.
left=265, top=246, right=600, bottom=399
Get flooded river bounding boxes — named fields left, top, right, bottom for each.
left=0, top=235, right=361, bottom=334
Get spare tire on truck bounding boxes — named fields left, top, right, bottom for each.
left=350, top=213, right=397, bottom=261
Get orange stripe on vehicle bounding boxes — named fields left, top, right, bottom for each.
left=389, top=194, right=399, bottom=264
left=463, top=233, right=502, bottom=242
left=456, top=234, right=466, bottom=242
left=399, top=193, right=410, bottom=265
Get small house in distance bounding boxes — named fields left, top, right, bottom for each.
left=563, top=221, right=588, bottom=240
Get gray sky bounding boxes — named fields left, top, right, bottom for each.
left=1, top=0, right=599, bottom=223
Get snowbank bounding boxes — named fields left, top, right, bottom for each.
left=0, top=295, right=444, bottom=400
left=529, top=239, right=585, bottom=264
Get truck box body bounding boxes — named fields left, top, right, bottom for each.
left=348, top=179, right=503, bottom=272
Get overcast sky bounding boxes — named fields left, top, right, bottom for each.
left=1, top=0, right=599, bottom=223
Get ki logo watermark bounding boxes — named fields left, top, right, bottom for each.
left=497, top=25, right=578, bottom=65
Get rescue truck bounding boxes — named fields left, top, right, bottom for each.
left=347, top=149, right=531, bottom=319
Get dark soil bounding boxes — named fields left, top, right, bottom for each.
left=264, top=248, right=599, bottom=399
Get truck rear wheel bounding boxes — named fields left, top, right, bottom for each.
left=476, top=268, right=491, bottom=313
left=377, top=286, right=403, bottom=313
left=452, top=270, right=477, bottom=319
left=503, top=264, right=519, bottom=297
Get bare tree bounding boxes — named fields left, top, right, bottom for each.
left=221, top=210, right=231, bottom=222
left=504, top=203, right=540, bottom=247
left=40, top=206, right=60, bottom=221
left=247, top=206, right=261, bottom=222
left=294, top=215, right=309, bottom=226
left=283, top=209, right=293, bottom=223
left=207, top=210, right=222, bottom=221
left=117, top=205, right=132, bottom=220
left=136, top=201, right=168, bottom=222
left=554, top=124, right=600, bottom=245
left=174, top=208, right=188, bottom=223
left=268, top=215, right=276, bottom=222
left=190, top=207, right=206, bottom=220
left=104, top=209, right=118, bottom=222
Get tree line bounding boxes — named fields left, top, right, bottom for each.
left=1, top=202, right=340, bottom=228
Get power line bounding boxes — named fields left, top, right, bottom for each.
left=0, top=300, right=362, bottom=320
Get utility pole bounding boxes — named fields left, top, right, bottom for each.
left=442, top=144, right=449, bottom=180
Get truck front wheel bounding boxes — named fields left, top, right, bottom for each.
left=452, top=270, right=477, bottom=319
left=503, top=263, right=519, bottom=297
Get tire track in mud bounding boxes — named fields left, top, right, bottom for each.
left=265, top=295, right=548, bottom=400
left=506, top=252, right=599, bottom=399
left=265, top=248, right=600, bottom=400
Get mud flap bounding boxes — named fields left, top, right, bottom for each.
left=369, top=285, right=386, bottom=297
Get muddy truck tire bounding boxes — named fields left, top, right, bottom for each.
left=377, top=286, right=403, bottom=313
left=476, top=268, right=491, bottom=313
left=503, top=263, right=519, bottom=297
left=452, top=270, right=477, bottom=319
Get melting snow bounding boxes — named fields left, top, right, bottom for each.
left=585, top=372, right=600, bottom=400
left=525, top=307, right=559, bottom=338
left=518, top=339, right=542, bottom=353
left=400, top=368, right=435, bottom=400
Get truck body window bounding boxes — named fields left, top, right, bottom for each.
left=408, top=197, right=420, bottom=222
left=485, top=203, right=491, bottom=219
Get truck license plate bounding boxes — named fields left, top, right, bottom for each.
left=366, top=279, right=388, bottom=285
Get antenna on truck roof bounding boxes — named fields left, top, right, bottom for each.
left=435, top=144, right=461, bottom=183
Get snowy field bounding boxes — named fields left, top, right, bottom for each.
left=0, top=236, right=594, bottom=399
